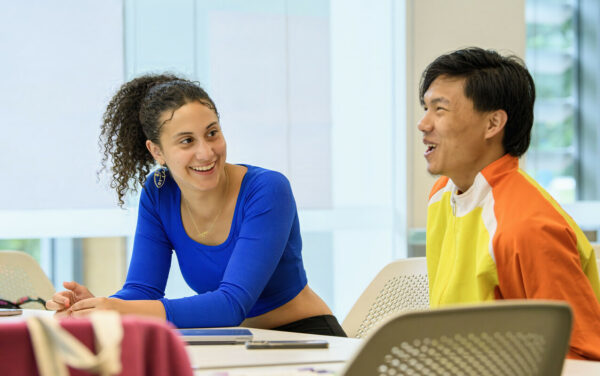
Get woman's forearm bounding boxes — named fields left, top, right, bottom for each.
left=67, top=297, right=167, bottom=320
left=113, top=298, right=167, bottom=320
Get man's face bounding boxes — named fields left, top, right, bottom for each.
left=418, top=76, right=491, bottom=187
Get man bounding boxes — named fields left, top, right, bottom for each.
left=419, top=47, right=600, bottom=360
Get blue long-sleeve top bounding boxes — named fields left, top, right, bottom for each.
left=111, top=165, right=308, bottom=328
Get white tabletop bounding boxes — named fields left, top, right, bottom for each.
left=562, top=359, right=600, bottom=376
left=193, top=362, right=345, bottom=375
left=192, top=360, right=600, bottom=376
left=187, top=328, right=600, bottom=376
left=0, top=307, right=54, bottom=321
left=186, top=328, right=360, bottom=371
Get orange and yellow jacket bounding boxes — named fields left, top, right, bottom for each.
left=426, top=154, right=600, bottom=360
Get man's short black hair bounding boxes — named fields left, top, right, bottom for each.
left=419, top=47, right=536, bottom=157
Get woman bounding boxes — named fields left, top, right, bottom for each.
left=46, top=74, right=346, bottom=336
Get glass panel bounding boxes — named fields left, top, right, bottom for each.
left=526, top=0, right=578, bottom=203
left=0, top=240, right=41, bottom=263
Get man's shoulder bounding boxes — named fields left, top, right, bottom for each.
left=491, top=170, right=578, bottom=244
left=428, top=176, right=451, bottom=201
left=490, top=167, right=558, bottom=214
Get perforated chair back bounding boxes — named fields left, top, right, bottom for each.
left=0, top=250, right=55, bottom=309
left=341, top=301, right=572, bottom=376
left=342, top=257, right=429, bottom=338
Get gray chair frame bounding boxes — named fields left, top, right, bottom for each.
left=341, top=300, right=572, bottom=376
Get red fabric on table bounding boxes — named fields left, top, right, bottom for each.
left=0, top=315, right=193, bottom=376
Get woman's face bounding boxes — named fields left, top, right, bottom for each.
left=146, top=101, right=227, bottom=193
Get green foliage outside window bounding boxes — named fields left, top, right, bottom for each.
left=533, top=69, right=573, bottom=98
left=0, top=239, right=41, bottom=263
left=527, top=19, right=574, bottom=50
left=531, top=114, right=574, bottom=150
left=526, top=0, right=577, bottom=203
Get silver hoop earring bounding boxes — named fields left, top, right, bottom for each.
left=154, top=166, right=167, bottom=188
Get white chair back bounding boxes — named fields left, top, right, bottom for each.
left=342, top=257, right=429, bottom=338
left=0, top=250, right=55, bottom=309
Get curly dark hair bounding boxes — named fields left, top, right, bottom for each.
left=99, top=73, right=219, bottom=206
left=419, top=47, right=536, bottom=157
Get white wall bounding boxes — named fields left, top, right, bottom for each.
left=0, top=0, right=123, bottom=211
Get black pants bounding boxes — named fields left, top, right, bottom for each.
left=271, top=314, right=347, bottom=337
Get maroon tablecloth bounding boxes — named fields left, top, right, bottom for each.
left=0, top=315, right=193, bottom=376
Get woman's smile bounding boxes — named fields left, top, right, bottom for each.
left=190, top=162, right=216, bottom=175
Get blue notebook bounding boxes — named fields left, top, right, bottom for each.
left=178, top=328, right=253, bottom=344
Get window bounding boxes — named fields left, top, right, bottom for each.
left=526, top=0, right=578, bottom=203
left=0, top=240, right=41, bottom=264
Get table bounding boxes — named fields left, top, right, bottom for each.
left=187, top=329, right=600, bottom=376
left=193, top=360, right=600, bottom=376
left=186, top=329, right=360, bottom=374
left=562, top=359, right=600, bottom=376
left=3, top=310, right=599, bottom=375
left=0, top=307, right=55, bottom=320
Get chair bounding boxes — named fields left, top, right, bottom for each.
left=342, top=257, right=429, bottom=338
left=0, top=250, right=56, bottom=309
left=341, top=300, right=573, bottom=376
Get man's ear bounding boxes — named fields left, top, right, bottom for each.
left=485, top=109, right=508, bottom=140
left=145, top=140, right=165, bottom=166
